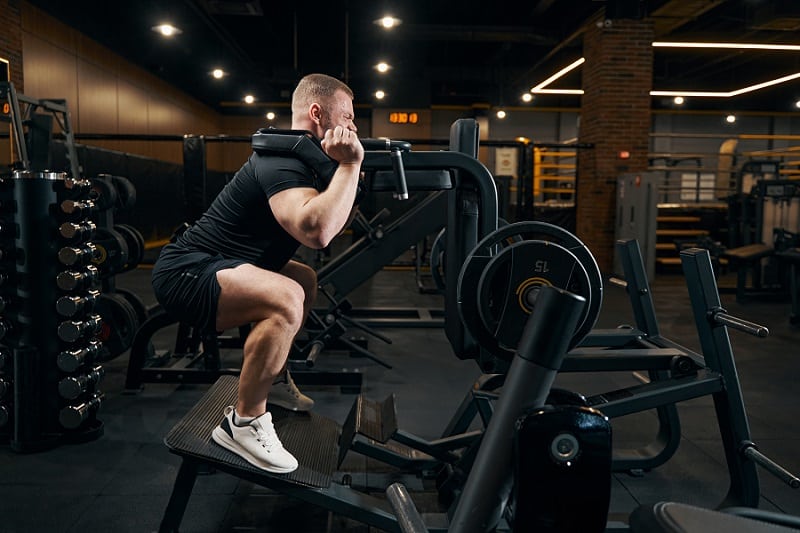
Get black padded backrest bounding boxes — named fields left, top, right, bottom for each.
left=445, top=118, right=481, bottom=360
left=449, top=118, right=479, bottom=158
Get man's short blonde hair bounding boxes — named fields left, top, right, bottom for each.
left=291, top=73, right=354, bottom=115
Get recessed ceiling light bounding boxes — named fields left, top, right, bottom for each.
left=726, top=114, right=737, bottom=123
left=795, top=100, right=800, bottom=109
left=211, top=68, right=225, bottom=79
left=265, top=112, right=276, bottom=120
left=496, top=109, right=507, bottom=119
left=152, top=24, right=182, bottom=37
left=673, top=96, right=685, bottom=105
left=521, top=93, right=533, bottom=103
left=375, top=90, right=386, bottom=100
left=244, top=94, right=255, bottom=104
left=374, top=16, right=401, bottom=29
left=375, top=62, right=391, bottom=73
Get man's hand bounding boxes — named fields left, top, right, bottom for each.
left=321, top=126, right=364, bottom=166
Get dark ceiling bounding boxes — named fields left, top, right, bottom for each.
left=25, top=0, right=800, bottom=115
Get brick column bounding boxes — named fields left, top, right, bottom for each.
left=0, top=0, right=24, bottom=89
left=576, top=14, right=653, bottom=272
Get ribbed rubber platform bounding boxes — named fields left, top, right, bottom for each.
left=164, top=375, right=340, bottom=488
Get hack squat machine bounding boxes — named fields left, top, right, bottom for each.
left=154, top=119, right=799, bottom=532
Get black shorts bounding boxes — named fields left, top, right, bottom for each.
left=151, top=244, right=247, bottom=331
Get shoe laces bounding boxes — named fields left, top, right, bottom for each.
left=276, top=372, right=302, bottom=398
left=250, top=419, right=280, bottom=450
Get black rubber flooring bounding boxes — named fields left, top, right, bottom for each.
left=2, top=254, right=800, bottom=532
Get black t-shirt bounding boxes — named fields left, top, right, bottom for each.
left=175, top=152, right=322, bottom=271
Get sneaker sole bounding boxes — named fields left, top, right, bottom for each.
left=211, top=426, right=298, bottom=474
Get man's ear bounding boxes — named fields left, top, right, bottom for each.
left=309, top=103, right=322, bottom=125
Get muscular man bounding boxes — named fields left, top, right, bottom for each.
left=152, top=73, right=362, bottom=473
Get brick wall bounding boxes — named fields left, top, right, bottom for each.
left=0, top=0, right=23, bottom=89
left=576, top=14, right=653, bottom=272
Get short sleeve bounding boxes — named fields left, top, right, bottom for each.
left=250, top=152, right=318, bottom=198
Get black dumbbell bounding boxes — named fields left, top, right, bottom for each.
left=60, top=199, right=96, bottom=220
left=57, top=341, right=101, bottom=373
left=59, top=221, right=96, bottom=242
left=57, top=314, right=102, bottom=343
left=0, top=404, right=8, bottom=428
left=0, top=318, right=13, bottom=341
left=58, top=365, right=104, bottom=400
left=63, top=177, right=92, bottom=193
left=59, top=393, right=104, bottom=429
left=56, top=265, right=99, bottom=292
left=56, top=289, right=100, bottom=317
left=0, top=377, right=10, bottom=398
left=0, top=346, right=9, bottom=371
left=58, top=243, right=100, bottom=267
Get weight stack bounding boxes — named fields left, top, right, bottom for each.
left=5, top=170, right=105, bottom=452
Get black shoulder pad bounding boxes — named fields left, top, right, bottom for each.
left=251, top=128, right=338, bottom=184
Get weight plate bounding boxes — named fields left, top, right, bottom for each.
left=90, top=227, right=129, bottom=277
left=114, top=224, right=144, bottom=272
left=430, top=228, right=447, bottom=293
left=457, top=221, right=602, bottom=368
left=110, top=175, right=137, bottom=211
left=94, top=293, right=139, bottom=361
left=477, top=240, right=591, bottom=350
left=90, top=176, right=118, bottom=212
left=115, top=287, right=149, bottom=326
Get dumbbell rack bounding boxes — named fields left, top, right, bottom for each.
left=0, top=170, right=105, bottom=452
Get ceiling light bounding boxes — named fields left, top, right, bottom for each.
left=375, top=16, right=402, bottom=29
left=243, top=94, right=255, bottom=104
left=152, top=24, right=182, bottom=37
left=265, top=112, right=275, bottom=120
left=530, top=58, right=585, bottom=92
left=531, top=88, right=585, bottom=95
left=375, top=90, right=386, bottom=100
left=652, top=72, right=800, bottom=98
left=211, top=68, right=225, bottom=79
left=795, top=100, right=800, bottom=109
left=531, top=56, right=800, bottom=98
left=726, top=114, right=737, bottom=123
left=673, top=96, right=685, bottom=105
left=521, top=93, right=533, bottom=103
left=496, top=109, right=507, bottom=119
left=375, top=62, right=391, bottom=73
left=653, top=41, right=800, bottom=51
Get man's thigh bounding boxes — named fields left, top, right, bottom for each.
left=215, top=263, right=303, bottom=331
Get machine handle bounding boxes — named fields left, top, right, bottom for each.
left=305, top=340, right=324, bottom=368
left=385, top=482, right=428, bottom=533
left=361, top=138, right=412, bottom=152
left=711, top=309, right=769, bottom=338
left=743, top=444, right=800, bottom=488
left=390, top=149, right=409, bottom=200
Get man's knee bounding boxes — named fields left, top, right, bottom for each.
left=274, top=280, right=306, bottom=330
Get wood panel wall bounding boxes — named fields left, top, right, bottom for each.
left=18, top=1, right=270, bottom=171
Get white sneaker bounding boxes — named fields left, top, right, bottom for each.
left=269, top=370, right=315, bottom=412
left=211, top=406, right=298, bottom=474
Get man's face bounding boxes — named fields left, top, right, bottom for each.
left=319, top=89, right=357, bottom=134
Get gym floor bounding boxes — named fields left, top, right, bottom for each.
left=2, top=250, right=800, bottom=532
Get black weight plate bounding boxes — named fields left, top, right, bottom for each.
left=477, top=240, right=591, bottom=351
left=430, top=227, right=447, bottom=293
left=116, top=287, right=149, bottom=326
left=94, top=293, right=139, bottom=361
left=90, top=227, right=129, bottom=277
left=458, top=221, right=602, bottom=366
left=110, top=175, right=137, bottom=211
left=90, top=175, right=118, bottom=212
left=114, top=224, right=144, bottom=272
